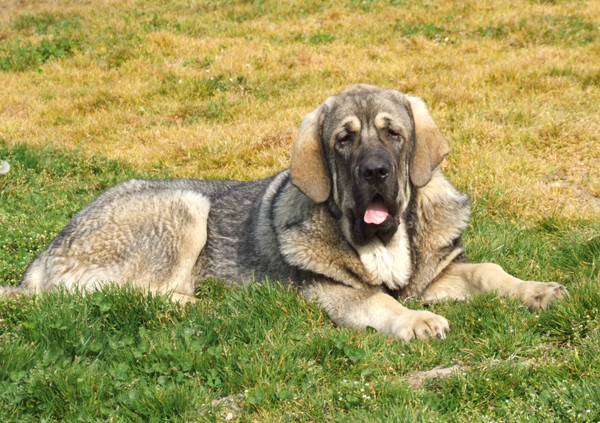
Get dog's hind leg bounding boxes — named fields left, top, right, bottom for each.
left=147, top=191, right=210, bottom=303
left=421, top=262, right=568, bottom=310
left=13, top=185, right=210, bottom=303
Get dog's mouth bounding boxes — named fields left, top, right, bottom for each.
left=363, top=195, right=389, bottom=225
left=349, top=194, right=400, bottom=245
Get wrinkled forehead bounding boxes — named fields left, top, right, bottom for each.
left=323, top=90, right=413, bottom=135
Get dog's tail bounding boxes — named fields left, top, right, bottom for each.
left=0, top=285, right=33, bottom=299
left=1, top=252, right=45, bottom=299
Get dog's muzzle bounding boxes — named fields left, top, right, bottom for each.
left=350, top=155, right=400, bottom=245
left=358, top=156, right=391, bottom=224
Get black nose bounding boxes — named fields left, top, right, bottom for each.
left=358, top=159, right=390, bottom=184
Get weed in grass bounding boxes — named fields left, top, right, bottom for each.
left=398, top=23, right=447, bottom=39
left=10, top=12, right=80, bottom=35
left=2, top=11, right=81, bottom=72
left=308, top=32, right=335, bottom=45
left=202, top=98, right=230, bottom=122
left=99, top=32, right=144, bottom=69
left=143, top=13, right=183, bottom=33
left=182, top=55, right=214, bottom=69
left=0, top=37, right=77, bottom=72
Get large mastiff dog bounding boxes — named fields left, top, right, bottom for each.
left=1, top=85, right=567, bottom=342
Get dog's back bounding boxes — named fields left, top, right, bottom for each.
left=11, top=173, right=297, bottom=300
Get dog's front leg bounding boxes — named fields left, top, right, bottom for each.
left=303, top=281, right=449, bottom=342
left=421, top=262, right=567, bottom=310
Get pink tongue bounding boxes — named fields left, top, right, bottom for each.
left=364, top=201, right=389, bottom=225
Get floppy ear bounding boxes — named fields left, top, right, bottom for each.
left=290, top=105, right=331, bottom=203
left=407, top=96, right=450, bottom=188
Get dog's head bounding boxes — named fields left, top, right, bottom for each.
left=290, top=84, right=449, bottom=246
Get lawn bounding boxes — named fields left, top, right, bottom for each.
left=1, top=0, right=599, bottom=421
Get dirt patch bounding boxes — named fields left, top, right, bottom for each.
left=405, top=363, right=466, bottom=389
left=211, top=394, right=245, bottom=420
left=405, top=358, right=536, bottom=389
left=544, top=174, right=600, bottom=216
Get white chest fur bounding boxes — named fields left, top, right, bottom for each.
left=354, top=225, right=412, bottom=290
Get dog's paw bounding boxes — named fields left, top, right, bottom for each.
left=518, top=281, right=568, bottom=311
left=390, top=309, right=450, bottom=342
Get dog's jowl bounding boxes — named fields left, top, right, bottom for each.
left=0, top=84, right=567, bottom=342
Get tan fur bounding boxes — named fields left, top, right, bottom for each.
left=421, top=262, right=568, bottom=311
left=275, top=184, right=380, bottom=290
left=403, top=168, right=470, bottom=297
left=21, top=184, right=210, bottom=302
left=303, top=282, right=450, bottom=342
left=407, top=96, right=450, bottom=188
left=290, top=105, right=331, bottom=204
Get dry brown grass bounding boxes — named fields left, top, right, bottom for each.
left=0, top=0, right=599, bottom=218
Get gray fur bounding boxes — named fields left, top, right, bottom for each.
left=2, top=85, right=566, bottom=341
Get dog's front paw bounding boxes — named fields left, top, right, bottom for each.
left=390, top=310, right=450, bottom=342
left=518, top=281, right=568, bottom=311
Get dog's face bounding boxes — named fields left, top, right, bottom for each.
left=290, top=84, right=449, bottom=246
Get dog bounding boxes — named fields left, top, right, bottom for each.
left=0, top=84, right=567, bottom=342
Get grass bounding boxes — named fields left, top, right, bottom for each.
left=0, top=0, right=598, bottom=215
left=0, top=0, right=599, bottom=421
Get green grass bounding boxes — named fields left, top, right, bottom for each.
left=1, top=0, right=600, bottom=420
left=0, top=37, right=77, bottom=72
left=0, top=12, right=80, bottom=72
left=1, top=143, right=599, bottom=422
left=9, top=12, right=81, bottom=35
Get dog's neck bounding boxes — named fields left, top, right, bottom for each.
left=340, top=218, right=413, bottom=291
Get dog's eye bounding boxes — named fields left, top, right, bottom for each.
left=338, top=135, right=351, bottom=146
left=388, top=130, right=402, bottom=140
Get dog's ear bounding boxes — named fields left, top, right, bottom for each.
left=290, top=105, right=331, bottom=203
left=406, top=96, right=450, bottom=188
